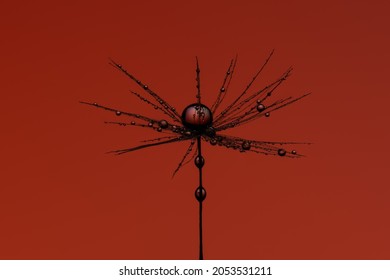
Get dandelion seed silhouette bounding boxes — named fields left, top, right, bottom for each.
left=81, top=51, right=311, bottom=259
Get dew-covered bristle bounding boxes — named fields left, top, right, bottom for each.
left=81, top=53, right=310, bottom=176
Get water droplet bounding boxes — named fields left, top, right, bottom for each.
left=157, top=127, right=162, bottom=132
left=256, top=104, right=266, bottom=112
left=159, top=120, right=168, bottom=129
left=242, top=141, right=251, bottom=150
left=292, top=150, right=297, bottom=155
left=171, top=107, right=176, bottom=111
left=265, top=112, right=270, bottom=117
left=278, top=149, right=286, bottom=156
left=117, top=64, right=122, bottom=68
left=227, top=71, right=231, bottom=75
left=181, top=103, right=213, bottom=130
left=116, top=111, right=121, bottom=116
left=184, top=131, right=192, bottom=136
left=194, top=156, right=205, bottom=168
left=210, top=139, right=217, bottom=146
left=205, top=127, right=216, bottom=137
left=195, top=187, right=206, bottom=202
left=131, top=121, right=135, bottom=125
left=93, top=102, right=98, bottom=106
left=143, top=85, right=148, bottom=89
left=148, top=122, right=153, bottom=127
left=136, top=114, right=140, bottom=118
left=220, top=87, right=225, bottom=92
left=136, top=80, right=141, bottom=84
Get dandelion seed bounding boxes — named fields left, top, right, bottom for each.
left=81, top=51, right=311, bottom=259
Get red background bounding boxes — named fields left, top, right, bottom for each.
left=1, top=0, right=389, bottom=259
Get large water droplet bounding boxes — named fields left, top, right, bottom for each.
left=181, top=103, right=213, bottom=130
left=116, top=111, right=121, bottom=116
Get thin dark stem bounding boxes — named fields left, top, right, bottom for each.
left=197, top=136, right=204, bottom=260
left=196, top=57, right=201, bottom=104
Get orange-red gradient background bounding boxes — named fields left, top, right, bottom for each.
left=1, top=0, right=390, bottom=260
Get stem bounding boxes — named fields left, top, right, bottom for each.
left=197, top=136, right=204, bottom=260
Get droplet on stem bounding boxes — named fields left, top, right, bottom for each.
left=195, top=187, right=206, bottom=202
left=194, top=156, right=205, bottom=168
left=256, top=104, right=266, bottom=112
left=159, top=120, right=168, bottom=129
left=242, top=141, right=251, bottom=150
